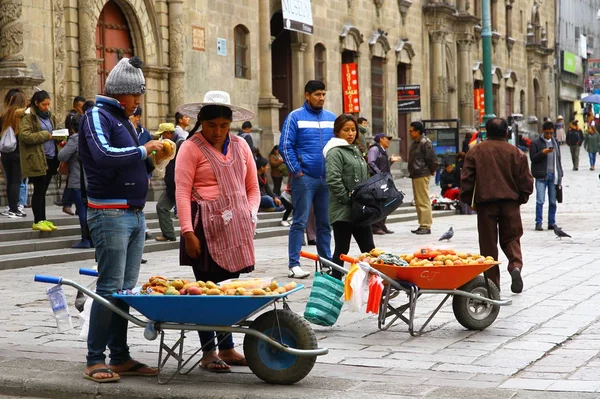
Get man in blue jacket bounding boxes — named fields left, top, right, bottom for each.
left=280, top=80, right=336, bottom=278
left=79, top=56, right=163, bottom=383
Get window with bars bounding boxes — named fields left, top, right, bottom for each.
left=314, top=43, right=326, bottom=83
left=371, top=56, right=385, bottom=134
left=234, top=25, right=250, bottom=79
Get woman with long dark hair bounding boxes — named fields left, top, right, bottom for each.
left=175, top=91, right=260, bottom=373
left=19, top=90, right=60, bottom=232
left=323, top=114, right=375, bottom=279
left=0, top=90, right=27, bottom=217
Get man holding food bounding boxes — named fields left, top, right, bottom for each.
left=79, top=56, right=163, bottom=383
left=460, top=118, right=533, bottom=294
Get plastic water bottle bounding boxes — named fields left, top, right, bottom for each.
left=46, top=285, right=73, bottom=333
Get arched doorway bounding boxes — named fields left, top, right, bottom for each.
left=96, top=1, right=134, bottom=94
left=271, top=12, right=293, bottom=130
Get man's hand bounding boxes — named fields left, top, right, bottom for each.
left=183, top=232, right=201, bottom=259
left=274, top=197, right=282, bottom=207
left=542, top=148, right=553, bottom=154
left=447, top=184, right=452, bottom=188
left=144, top=140, right=164, bottom=154
left=295, top=171, right=304, bottom=178
left=391, top=155, right=402, bottom=163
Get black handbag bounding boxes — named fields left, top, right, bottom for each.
left=556, top=184, right=563, bottom=203
left=350, top=173, right=404, bottom=226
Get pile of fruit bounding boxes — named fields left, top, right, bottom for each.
left=141, top=276, right=298, bottom=296
left=357, top=248, right=497, bottom=267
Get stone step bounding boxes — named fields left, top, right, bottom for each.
left=0, top=204, right=455, bottom=270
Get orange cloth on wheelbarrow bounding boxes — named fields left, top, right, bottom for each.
left=366, top=275, right=383, bottom=314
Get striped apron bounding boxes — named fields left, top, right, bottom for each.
left=189, top=134, right=255, bottom=272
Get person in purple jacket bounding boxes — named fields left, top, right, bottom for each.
left=79, top=56, right=163, bottom=383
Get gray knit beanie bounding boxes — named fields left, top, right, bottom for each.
left=105, top=56, right=146, bottom=95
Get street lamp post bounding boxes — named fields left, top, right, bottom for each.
left=481, top=0, right=496, bottom=128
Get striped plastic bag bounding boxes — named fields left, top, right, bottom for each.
left=303, top=272, right=345, bottom=326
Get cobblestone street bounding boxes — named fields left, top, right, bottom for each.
left=2, top=145, right=600, bottom=398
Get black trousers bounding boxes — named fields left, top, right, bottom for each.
left=280, top=196, right=293, bottom=221
left=331, top=220, right=375, bottom=280
left=272, top=176, right=283, bottom=196
left=1, top=152, right=21, bottom=212
left=29, top=157, right=58, bottom=223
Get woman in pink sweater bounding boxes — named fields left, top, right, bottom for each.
left=175, top=91, right=260, bottom=373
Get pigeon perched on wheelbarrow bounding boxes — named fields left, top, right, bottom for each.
left=439, top=227, right=454, bottom=241
left=553, top=225, right=572, bottom=240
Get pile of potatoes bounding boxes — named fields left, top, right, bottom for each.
left=141, top=276, right=298, bottom=296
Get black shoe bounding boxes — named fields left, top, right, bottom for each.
left=383, top=228, right=394, bottom=234
left=547, top=225, right=556, bottom=230
left=372, top=230, right=386, bottom=235
left=410, top=227, right=420, bottom=234
left=141, top=259, right=148, bottom=264
left=414, top=228, right=431, bottom=235
left=535, top=224, right=543, bottom=231
left=307, top=239, right=317, bottom=246
left=510, top=268, right=523, bottom=293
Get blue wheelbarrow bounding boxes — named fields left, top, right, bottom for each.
left=34, top=269, right=328, bottom=385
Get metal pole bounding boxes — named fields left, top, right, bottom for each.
left=481, top=0, right=496, bottom=127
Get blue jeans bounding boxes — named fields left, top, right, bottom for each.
left=19, top=178, right=28, bottom=206
left=289, top=174, right=331, bottom=267
left=65, top=188, right=88, bottom=239
left=86, top=208, right=145, bottom=366
left=260, top=195, right=284, bottom=211
left=589, top=152, right=596, bottom=167
left=535, top=173, right=557, bottom=227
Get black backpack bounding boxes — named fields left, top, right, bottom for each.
left=350, top=172, right=404, bottom=226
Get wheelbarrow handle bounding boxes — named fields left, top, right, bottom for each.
left=339, top=254, right=359, bottom=264
left=34, top=275, right=62, bottom=285
left=79, top=268, right=99, bottom=277
left=299, top=251, right=320, bottom=261
left=34, top=275, right=147, bottom=329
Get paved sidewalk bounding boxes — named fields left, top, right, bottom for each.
left=3, top=144, right=600, bottom=398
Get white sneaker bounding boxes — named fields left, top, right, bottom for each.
left=280, top=220, right=290, bottom=227
left=17, top=205, right=24, bottom=213
left=288, top=266, right=310, bottom=279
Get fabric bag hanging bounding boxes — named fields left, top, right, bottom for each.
left=304, top=272, right=345, bottom=327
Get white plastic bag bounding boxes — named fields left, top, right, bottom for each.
left=346, top=264, right=368, bottom=312
left=79, top=296, right=93, bottom=338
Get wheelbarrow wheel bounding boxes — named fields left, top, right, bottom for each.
left=452, top=275, right=500, bottom=330
left=244, top=309, right=317, bottom=385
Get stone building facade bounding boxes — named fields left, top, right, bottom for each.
left=0, top=0, right=556, bottom=202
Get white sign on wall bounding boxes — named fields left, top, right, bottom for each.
left=282, top=0, right=313, bottom=35
left=217, top=38, right=227, bottom=56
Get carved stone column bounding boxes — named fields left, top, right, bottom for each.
left=79, top=0, right=99, bottom=100
left=303, top=34, right=314, bottom=82
left=257, top=0, right=282, bottom=156
left=457, top=36, right=474, bottom=133
left=430, top=31, right=447, bottom=119
left=52, top=0, right=67, bottom=120
left=0, top=0, right=44, bottom=90
left=168, top=0, right=185, bottom=115
left=291, top=42, right=307, bottom=109
left=541, top=62, right=550, bottom=119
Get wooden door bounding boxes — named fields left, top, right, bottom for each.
left=96, top=1, right=134, bottom=94
left=271, top=13, right=293, bottom=131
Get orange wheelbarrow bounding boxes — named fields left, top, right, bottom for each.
left=300, top=251, right=512, bottom=336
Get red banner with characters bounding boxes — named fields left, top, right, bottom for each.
left=473, top=88, right=485, bottom=124
left=342, top=63, right=360, bottom=113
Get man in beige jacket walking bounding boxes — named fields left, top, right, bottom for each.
left=407, top=121, right=438, bottom=235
